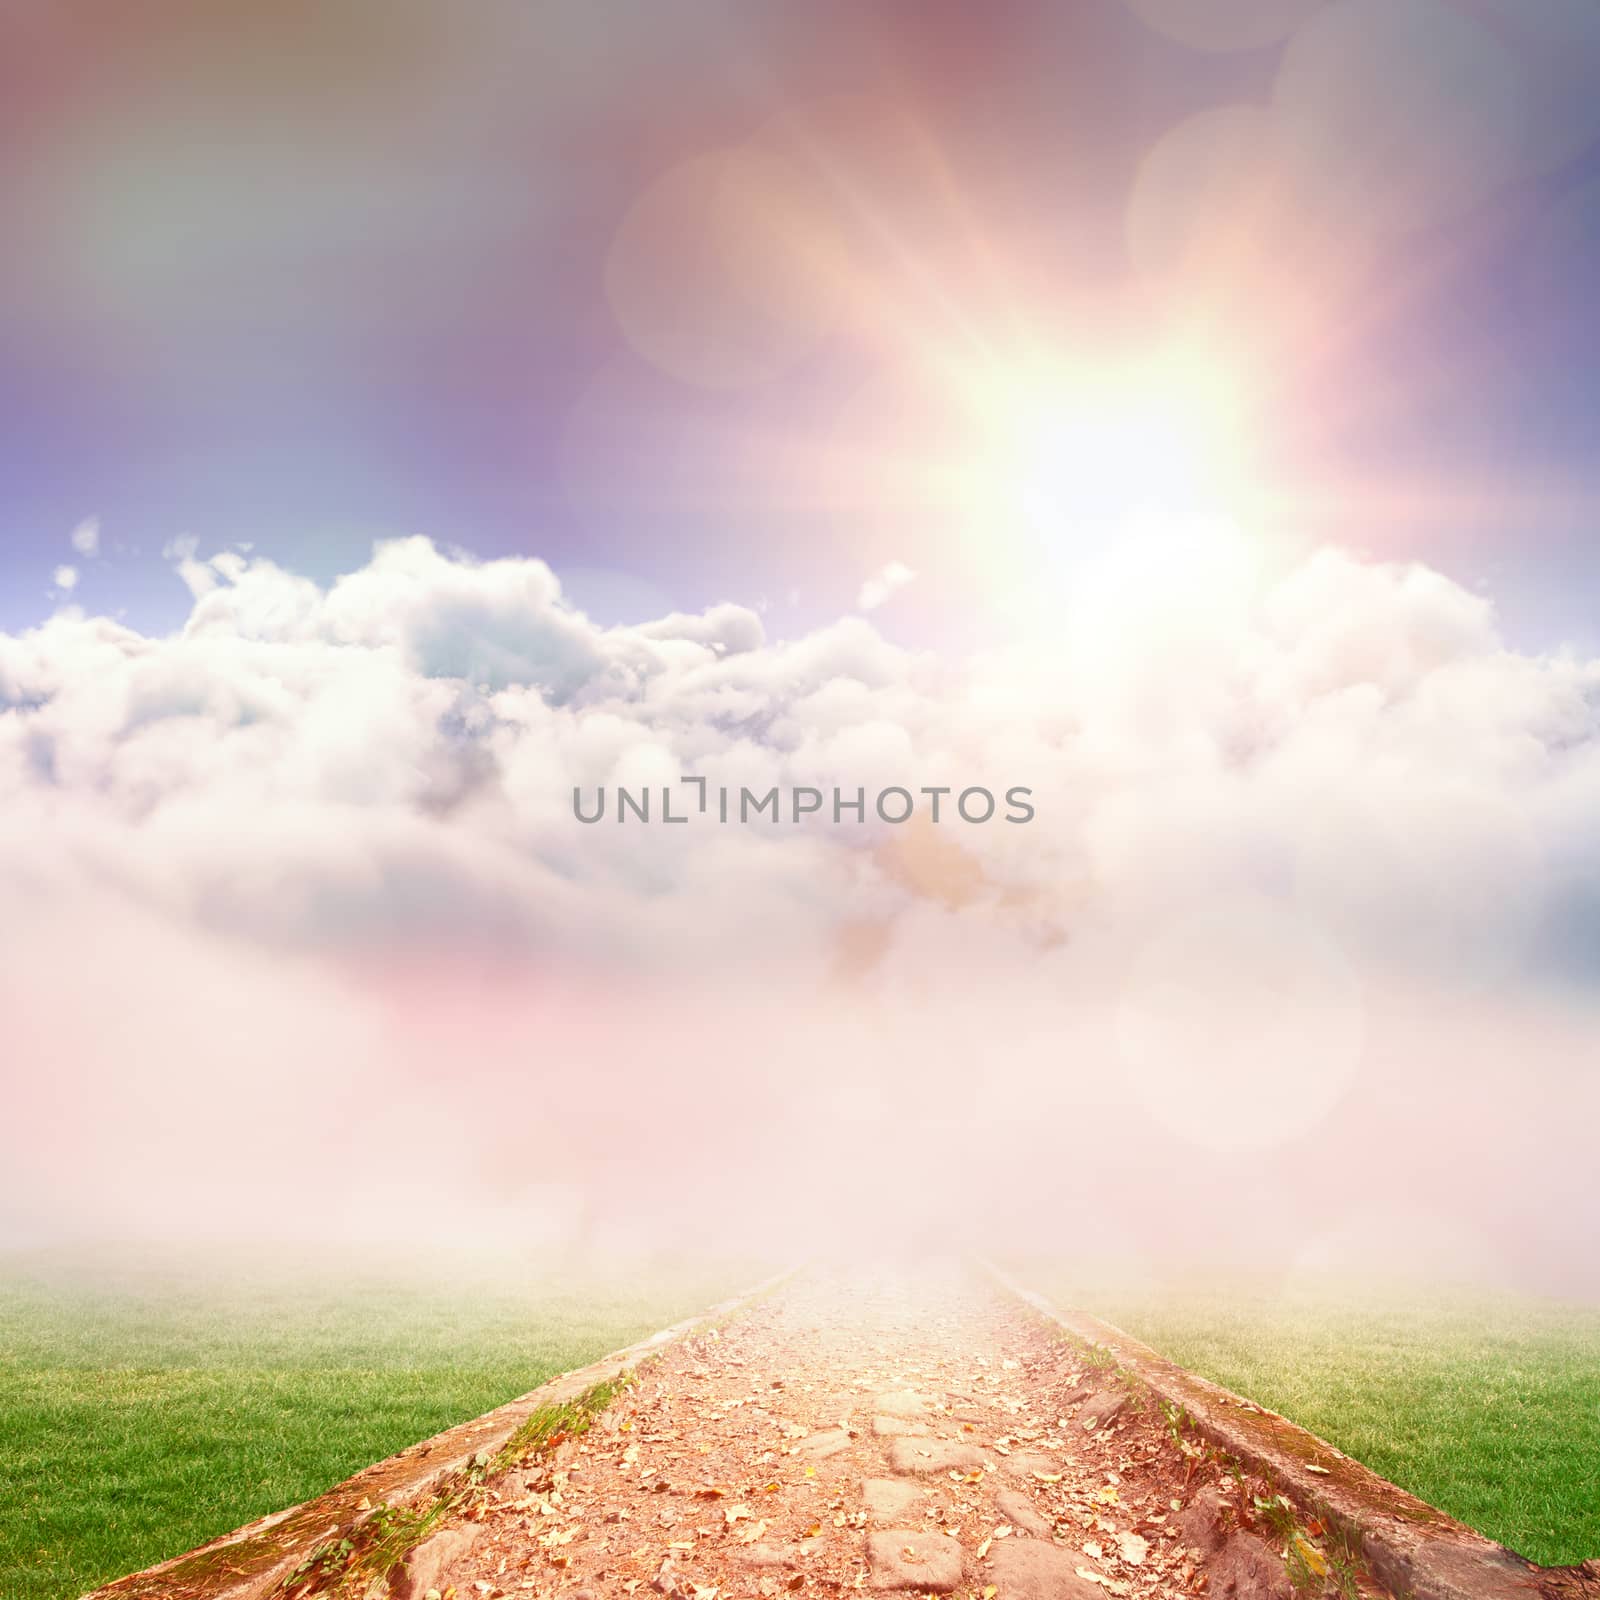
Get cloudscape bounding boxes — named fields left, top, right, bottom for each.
left=5, top=530, right=1598, bottom=1291
left=4, top=0, right=1600, bottom=1291
left=13, top=9, right=1600, bottom=1597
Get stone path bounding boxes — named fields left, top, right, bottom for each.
left=401, top=1265, right=1325, bottom=1600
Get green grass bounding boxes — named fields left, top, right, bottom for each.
left=1025, top=1266, right=1600, bottom=1568
left=0, top=1247, right=762, bottom=1600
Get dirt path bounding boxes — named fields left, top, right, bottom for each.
left=410, top=1264, right=1304, bottom=1600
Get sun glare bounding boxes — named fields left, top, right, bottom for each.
left=973, top=350, right=1249, bottom=546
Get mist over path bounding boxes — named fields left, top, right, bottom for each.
left=416, top=1264, right=1330, bottom=1599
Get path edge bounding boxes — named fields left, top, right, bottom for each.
left=981, top=1261, right=1600, bottom=1600
left=79, top=1267, right=796, bottom=1600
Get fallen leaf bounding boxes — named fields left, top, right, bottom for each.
left=1305, top=1465, right=1332, bottom=1476
left=1118, top=1533, right=1149, bottom=1566
left=1295, top=1538, right=1330, bottom=1578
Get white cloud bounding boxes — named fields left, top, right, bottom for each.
left=5, top=533, right=1600, bottom=1279
left=70, top=518, right=101, bottom=558
left=857, top=560, right=915, bottom=612
left=52, top=565, right=78, bottom=591
left=11, top=532, right=1598, bottom=982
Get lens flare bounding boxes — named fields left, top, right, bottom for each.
left=965, top=350, right=1252, bottom=554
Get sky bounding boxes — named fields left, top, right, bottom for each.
left=4, top=0, right=1600, bottom=1291
left=4, top=0, right=1600, bottom=647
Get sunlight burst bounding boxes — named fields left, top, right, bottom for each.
left=971, top=349, right=1250, bottom=547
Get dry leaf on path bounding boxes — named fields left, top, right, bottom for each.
left=1295, top=1538, right=1330, bottom=1576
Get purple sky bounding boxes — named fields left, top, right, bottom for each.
left=2, top=1, right=1599, bottom=647
left=6, top=2, right=1600, bottom=1283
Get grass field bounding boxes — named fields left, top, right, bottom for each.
left=8, top=1256, right=1596, bottom=1598
left=1027, top=1267, right=1600, bottom=1569
left=0, top=1248, right=761, bottom=1600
